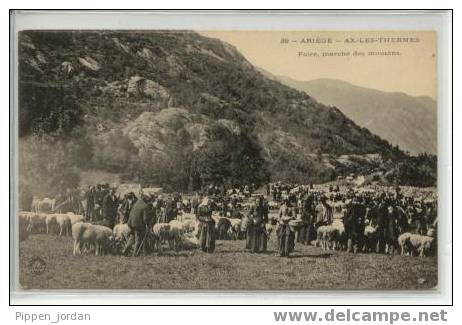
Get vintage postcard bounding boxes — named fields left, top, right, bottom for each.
left=15, top=29, right=438, bottom=290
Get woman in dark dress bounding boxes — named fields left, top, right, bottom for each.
left=197, top=196, right=216, bottom=253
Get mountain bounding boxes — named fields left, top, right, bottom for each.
left=271, top=76, right=437, bottom=155
left=18, top=30, right=407, bottom=196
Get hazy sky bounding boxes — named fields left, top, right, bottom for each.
left=200, top=31, right=436, bottom=99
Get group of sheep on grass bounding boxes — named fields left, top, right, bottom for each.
left=18, top=210, right=248, bottom=256
left=313, top=215, right=436, bottom=257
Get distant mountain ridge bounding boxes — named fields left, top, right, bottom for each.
left=263, top=73, right=437, bottom=155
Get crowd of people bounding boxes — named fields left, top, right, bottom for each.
left=30, top=181, right=438, bottom=257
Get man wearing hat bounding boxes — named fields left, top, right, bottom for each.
left=123, top=194, right=154, bottom=256
left=410, top=200, right=427, bottom=235
left=298, top=195, right=315, bottom=245
left=102, top=188, right=119, bottom=229
left=120, top=192, right=137, bottom=224
left=344, top=195, right=367, bottom=253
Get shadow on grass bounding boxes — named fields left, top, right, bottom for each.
left=289, top=253, right=333, bottom=259
left=215, top=249, right=279, bottom=255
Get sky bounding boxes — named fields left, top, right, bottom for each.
left=199, top=31, right=437, bottom=99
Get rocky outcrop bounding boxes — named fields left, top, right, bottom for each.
left=78, top=56, right=100, bottom=71
left=126, top=76, right=171, bottom=107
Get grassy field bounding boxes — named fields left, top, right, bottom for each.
left=19, top=234, right=437, bottom=290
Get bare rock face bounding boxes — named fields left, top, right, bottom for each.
left=112, top=37, right=130, bottom=53
left=217, top=119, right=241, bottom=136
left=61, top=61, right=74, bottom=74
left=137, top=48, right=155, bottom=61
left=124, top=107, right=209, bottom=154
left=78, top=56, right=101, bottom=71
left=126, top=76, right=171, bottom=107
left=124, top=108, right=200, bottom=156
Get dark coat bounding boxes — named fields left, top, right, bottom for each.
left=102, top=193, right=118, bottom=223
left=159, top=200, right=177, bottom=223
left=120, top=197, right=137, bottom=223
left=344, top=202, right=366, bottom=238
left=127, top=199, right=152, bottom=230
left=301, top=198, right=314, bottom=223
left=249, top=203, right=269, bottom=224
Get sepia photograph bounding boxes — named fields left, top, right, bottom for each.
left=14, top=28, right=439, bottom=291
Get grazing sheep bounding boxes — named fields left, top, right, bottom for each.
left=44, top=213, right=71, bottom=236
left=113, top=223, right=130, bottom=242
left=72, top=222, right=113, bottom=256
left=168, top=220, right=185, bottom=251
left=91, top=225, right=114, bottom=256
left=27, top=213, right=47, bottom=233
left=66, top=213, right=85, bottom=225
left=18, top=211, right=32, bottom=241
left=182, top=218, right=198, bottom=234
left=316, top=220, right=344, bottom=251
left=32, top=198, right=56, bottom=213
left=427, top=227, right=437, bottom=238
left=398, top=232, right=435, bottom=257
left=55, top=214, right=72, bottom=236
left=180, top=233, right=199, bottom=250
left=227, top=218, right=242, bottom=240
left=45, top=214, right=58, bottom=234
left=216, top=217, right=231, bottom=240
left=268, top=201, right=279, bottom=210
left=72, top=222, right=92, bottom=255
left=398, top=232, right=412, bottom=256
left=363, top=224, right=378, bottom=252
left=240, top=215, right=250, bottom=236
left=265, top=222, right=278, bottom=240
left=152, top=223, right=171, bottom=252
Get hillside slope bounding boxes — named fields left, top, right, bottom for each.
left=273, top=76, right=437, bottom=155
left=18, top=30, right=404, bottom=192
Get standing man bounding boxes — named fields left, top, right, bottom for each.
left=159, top=197, right=178, bottom=223
left=84, top=186, right=95, bottom=221
left=298, top=195, right=314, bottom=245
left=123, top=194, right=154, bottom=256
left=344, top=195, right=367, bottom=253
left=102, top=188, right=119, bottom=229
left=120, top=192, right=137, bottom=224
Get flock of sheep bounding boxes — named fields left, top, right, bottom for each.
left=18, top=210, right=247, bottom=256
left=18, top=204, right=436, bottom=257
left=311, top=215, right=436, bottom=257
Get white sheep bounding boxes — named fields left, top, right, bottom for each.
left=72, top=222, right=113, bottom=256
left=398, top=232, right=434, bottom=257
left=55, top=214, right=72, bottom=236
left=265, top=222, right=278, bottom=240
left=168, top=220, right=185, bottom=251
left=27, top=213, right=47, bottom=233
left=226, top=218, right=242, bottom=240
left=72, top=222, right=92, bottom=255
left=364, top=224, right=378, bottom=252
left=316, top=220, right=344, bottom=251
left=66, top=212, right=85, bottom=225
left=45, top=214, right=58, bottom=234
left=152, top=223, right=171, bottom=252
left=180, top=233, right=199, bottom=250
left=46, top=213, right=71, bottom=236
left=113, top=223, right=130, bottom=242
left=398, top=232, right=412, bottom=256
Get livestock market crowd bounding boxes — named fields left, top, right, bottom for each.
left=18, top=182, right=438, bottom=258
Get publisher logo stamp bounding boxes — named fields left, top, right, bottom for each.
left=28, top=257, right=46, bottom=275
